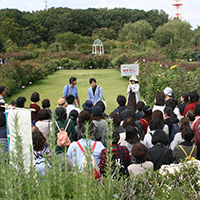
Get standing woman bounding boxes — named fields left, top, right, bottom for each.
left=127, top=75, right=140, bottom=110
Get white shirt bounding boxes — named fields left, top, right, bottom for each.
left=66, top=104, right=81, bottom=119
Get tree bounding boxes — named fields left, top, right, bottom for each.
left=118, top=20, right=153, bottom=44
left=153, top=27, right=174, bottom=47
left=92, top=27, right=117, bottom=40
left=0, top=18, right=21, bottom=44
left=55, top=32, right=82, bottom=50
left=153, top=19, right=193, bottom=47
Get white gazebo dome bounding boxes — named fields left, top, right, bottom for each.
left=92, top=39, right=104, bottom=55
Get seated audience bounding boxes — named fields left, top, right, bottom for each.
left=67, top=124, right=104, bottom=172
left=54, top=107, right=77, bottom=154
left=100, top=130, right=131, bottom=175
left=113, top=95, right=127, bottom=121
left=191, top=104, right=200, bottom=143
left=170, top=117, right=190, bottom=150
left=128, top=143, right=153, bottom=176
left=183, top=91, right=199, bottom=116
left=173, top=126, right=197, bottom=163
left=35, top=109, right=52, bottom=142
left=30, top=92, right=41, bottom=123
left=147, top=129, right=173, bottom=171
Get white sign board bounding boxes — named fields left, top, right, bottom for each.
left=121, top=64, right=139, bottom=76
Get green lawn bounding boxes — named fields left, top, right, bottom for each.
left=6, top=69, right=129, bottom=114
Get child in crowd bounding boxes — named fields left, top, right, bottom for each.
left=30, top=92, right=41, bottom=124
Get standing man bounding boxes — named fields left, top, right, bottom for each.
left=63, top=77, right=80, bottom=108
left=0, top=86, right=6, bottom=104
left=88, top=78, right=103, bottom=105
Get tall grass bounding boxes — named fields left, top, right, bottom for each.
left=1, top=115, right=200, bottom=199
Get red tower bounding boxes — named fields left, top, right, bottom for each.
left=172, top=0, right=183, bottom=19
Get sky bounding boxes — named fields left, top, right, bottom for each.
left=1, top=0, right=199, bottom=30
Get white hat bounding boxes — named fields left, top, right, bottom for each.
left=129, top=75, right=138, bottom=82
left=163, top=87, right=172, bottom=97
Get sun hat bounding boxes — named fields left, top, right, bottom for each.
left=129, top=75, right=138, bottom=82
left=163, top=87, right=173, bottom=97
left=92, top=106, right=102, bottom=116
left=57, top=98, right=67, bottom=107
left=82, top=100, right=94, bottom=111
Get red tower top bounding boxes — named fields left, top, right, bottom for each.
left=172, top=0, right=183, bottom=19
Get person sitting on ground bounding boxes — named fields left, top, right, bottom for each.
left=30, top=92, right=41, bottom=123
left=16, top=96, right=26, bottom=108
left=139, top=105, right=152, bottom=135
left=42, top=98, right=51, bottom=112
left=185, top=110, right=195, bottom=127
left=179, top=93, right=188, bottom=115
left=147, top=129, right=173, bottom=171
left=170, top=117, right=190, bottom=150
left=32, top=126, right=50, bottom=162
left=91, top=106, right=107, bottom=146
left=9, top=100, right=16, bottom=107
left=128, top=143, right=153, bottom=176
left=163, top=106, right=179, bottom=142
left=0, top=112, right=8, bottom=153
left=183, top=91, right=199, bottom=116
left=191, top=104, right=200, bottom=143
left=100, top=130, right=131, bottom=175
left=109, top=111, right=125, bottom=135
left=57, top=98, right=67, bottom=108
left=152, top=92, right=166, bottom=116
left=120, top=125, right=140, bottom=153
left=143, top=117, right=163, bottom=149
left=88, top=78, right=103, bottom=105
left=95, top=100, right=108, bottom=119
left=166, top=98, right=180, bottom=120
left=82, top=100, right=94, bottom=116
left=69, top=110, right=79, bottom=127
left=113, top=95, right=127, bottom=121
left=0, top=86, right=6, bottom=104
left=163, top=87, right=173, bottom=102
left=75, top=110, right=91, bottom=140
left=136, top=101, right=145, bottom=120
left=35, top=109, right=52, bottom=143
left=54, top=107, right=77, bottom=154
left=121, top=107, right=137, bottom=124
left=173, top=126, right=197, bottom=163
left=67, top=123, right=104, bottom=171
left=66, top=95, right=81, bottom=119
left=109, top=112, right=126, bottom=143
left=120, top=117, right=136, bottom=144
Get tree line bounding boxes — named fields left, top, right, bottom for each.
left=0, top=7, right=168, bottom=46
left=0, top=7, right=200, bottom=54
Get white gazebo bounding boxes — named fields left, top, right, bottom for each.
left=92, top=39, right=104, bottom=55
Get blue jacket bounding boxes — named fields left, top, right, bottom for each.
left=88, top=85, right=103, bottom=105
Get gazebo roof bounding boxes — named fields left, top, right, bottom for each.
left=93, top=39, right=103, bottom=45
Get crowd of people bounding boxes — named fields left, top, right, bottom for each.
left=0, top=75, right=200, bottom=178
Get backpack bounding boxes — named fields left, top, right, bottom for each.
left=77, top=141, right=100, bottom=179
left=179, top=144, right=196, bottom=161
left=111, top=147, right=129, bottom=179
left=33, top=147, right=51, bottom=176
left=170, top=123, right=179, bottom=143
left=55, top=119, right=72, bottom=147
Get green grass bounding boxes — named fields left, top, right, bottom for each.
left=5, top=69, right=129, bottom=114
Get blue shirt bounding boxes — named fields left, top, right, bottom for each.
left=63, top=84, right=79, bottom=106
left=67, top=138, right=104, bottom=171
